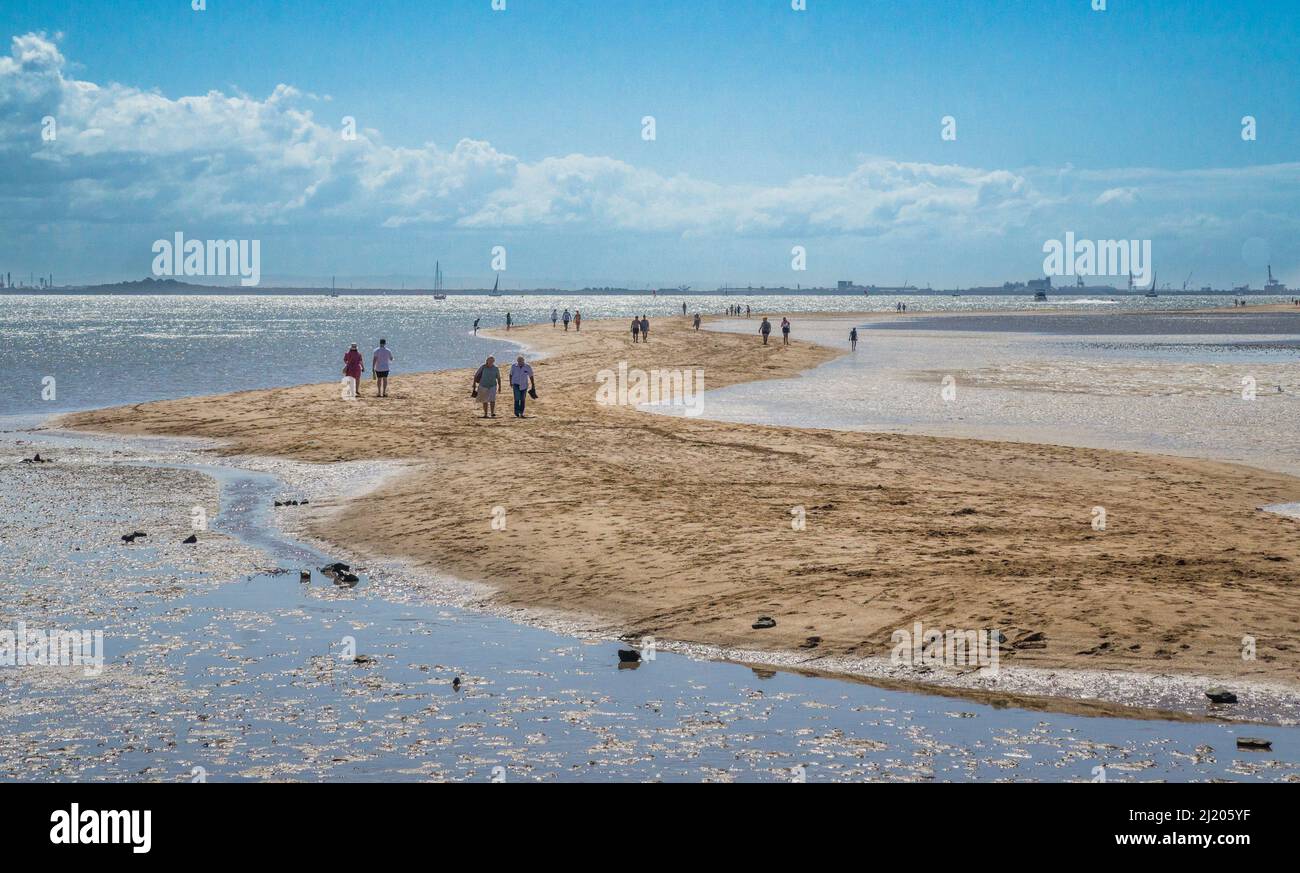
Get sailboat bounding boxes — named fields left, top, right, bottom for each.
left=1144, top=271, right=1158, bottom=298
left=488, top=274, right=503, bottom=297
left=432, top=260, right=446, bottom=299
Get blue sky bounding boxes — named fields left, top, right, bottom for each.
left=2, top=0, right=1297, bottom=288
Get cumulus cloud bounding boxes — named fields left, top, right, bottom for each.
left=1094, top=187, right=1138, bottom=206
left=3, top=30, right=1299, bottom=253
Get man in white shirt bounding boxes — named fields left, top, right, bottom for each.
left=372, top=338, right=394, bottom=397
left=509, top=355, right=536, bottom=418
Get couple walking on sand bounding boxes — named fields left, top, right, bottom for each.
left=556, top=308, right=581, bottom=331
left=342, top=339, right=395, bottom=397
left=472, top=353, right=537, bottom=419
left=629, top=314, right=650, bottom=343
left=757, top=317, right=791, bottom=345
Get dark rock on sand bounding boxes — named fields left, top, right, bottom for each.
left=752, top=617, right=777, bottom=629
left=121, top=531, right=148, bottom=544
left=451, top=677, right=461, bottom=690
left=299, top=569, right=311, bottom=582
left=1206, top=687, right=1238, bottom=704
left=182, top=534, right=198, bottom=544
left=1236, top=737, right=1271, bottom=751
left=798, top=636, right=822, bottom=649
left=617, top=649, right=641, bottom=663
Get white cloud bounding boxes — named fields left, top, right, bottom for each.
left=1094, top=187, right=1138, bottom=206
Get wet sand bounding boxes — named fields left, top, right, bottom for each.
left=59, top=313, right=1300, bottom=710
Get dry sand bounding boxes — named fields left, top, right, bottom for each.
left=60, top=314, right=1300, bottom=694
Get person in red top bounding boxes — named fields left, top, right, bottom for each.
left=343, top=343, right=364, bottom=397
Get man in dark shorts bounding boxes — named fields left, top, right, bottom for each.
left=372, top=338, right=394, bottom=397
left=759, top=317, right=771, bottom=344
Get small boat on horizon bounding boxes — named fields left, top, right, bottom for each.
left=488, top=274, right=503, bottom=297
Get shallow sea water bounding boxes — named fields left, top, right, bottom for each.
left=695, top=311, right=1300, bottom=477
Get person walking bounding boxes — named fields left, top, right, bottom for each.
left=759, top=317, right=771, bottom=345
left=693, top=313, right=701, bottom=331
left=473, top=317, right=480, bottom=335
left=551, top=308, right=558, bottom=328
left=639, top=314, right=649, bottom=343
left=505, top=311, right=513, bottom=331
left=510, top=354, right=536, bottom=418
left=745, top=305, right=750, bottom=318
left=682, top=301, right=687, bottom=315
left=472, top=355, right=501, bottom=418
left=562, top=308, right=571, bottom=331
left=781, top=317, right=791, bottom=345
left=574, top=310, right=582, bottom=332
left=849, top=327, right=858, bottom=351
left=372, top=338, right=394, bottom=397
left=343, top=343, right=364, bottom=396
left=630, top=316, right=641, bottom=343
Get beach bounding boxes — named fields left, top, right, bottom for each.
left=57, top=309, right=1300, bottom=715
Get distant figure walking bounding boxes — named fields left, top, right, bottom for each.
left=551, top=308, right=558, bottom=328
left=343, top=343, right=364, bottom=396
left=473, top=355, right=501, bottom=418
left=372, top=338, right=394, bottom=397
left=505, top=311, right=513, bottom=331
left=745, top=305, right=750, bottom=318
left=682, top=301, right=687, bottom=315
left=631, top=316, right=641, bottom=343
left=781, top=317, right=791, bottom=345
left=562, top=308, right=571, bottom=331
left=574, top=310, right=582, bottom=332
left=693, top=313, right=701, bottom=331
left=639, top=314, right=649, bottom=342
left=473, top=317, right=480, bottom=335
left=510, top=354, right=536, bottom=418
left=849, top=327, right=858, bottom=351
left=760, top=317, right=771, bottom=345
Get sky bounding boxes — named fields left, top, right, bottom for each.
left=1, top=0, right=1297, bottom=289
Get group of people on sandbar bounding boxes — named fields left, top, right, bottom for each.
left=758, top=316, right=791, bottom=345
left=471, top=354, right=537, bottom=419
left=342, top=339, right=395, bottom=397
left=549, top=308, right=581, bottom=330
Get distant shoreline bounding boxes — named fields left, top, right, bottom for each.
left=5, top=286, right=1296, bottom=298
